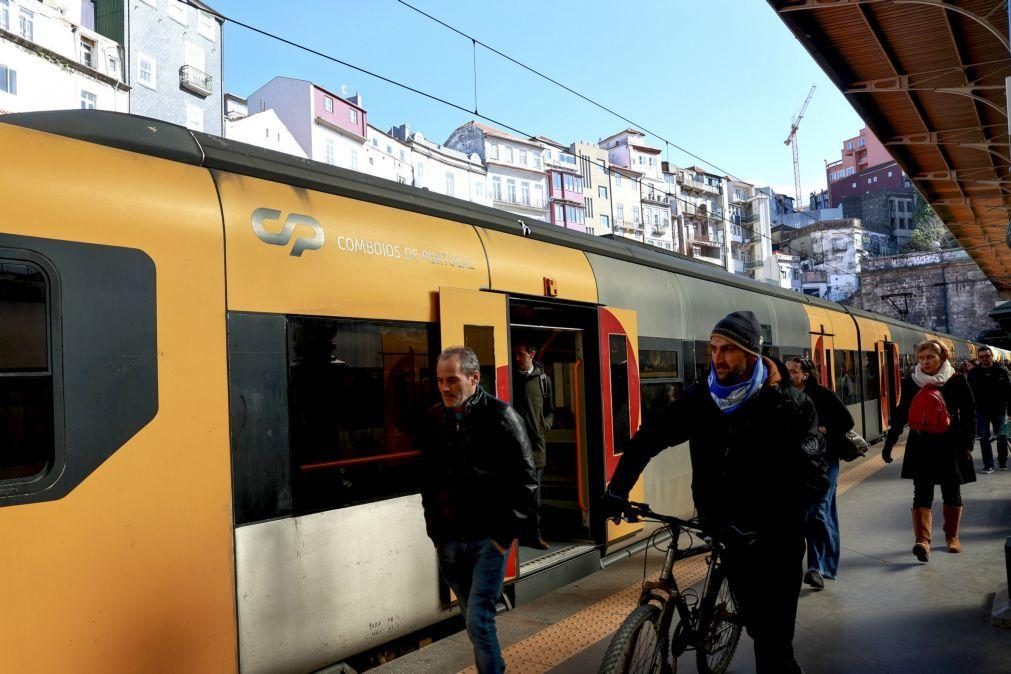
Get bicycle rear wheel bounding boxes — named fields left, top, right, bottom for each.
left=598, top=603, right=669, bottom=674
left=694, top=573, right=742, bottom=674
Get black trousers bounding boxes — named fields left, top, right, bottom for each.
left=912, top=475, right=962, bottom=508
left=725, top=530, right=805, bottom=674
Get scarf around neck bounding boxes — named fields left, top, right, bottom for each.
left=708, top=357, right=766, bottom=414
left=912, top=360, right=954, bottom=388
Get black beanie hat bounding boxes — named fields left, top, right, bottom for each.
left=711, top=311, right=762, bottom=357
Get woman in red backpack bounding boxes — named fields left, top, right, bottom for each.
left=882, top=340, right=976, bottom=562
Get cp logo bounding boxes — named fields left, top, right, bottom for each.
left=251, top=208, right=324, bottom=257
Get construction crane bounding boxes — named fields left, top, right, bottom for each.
left=784, top=85, right=816, bottom=206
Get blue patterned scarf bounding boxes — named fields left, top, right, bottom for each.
left=707, top=357, right=766, bottom=414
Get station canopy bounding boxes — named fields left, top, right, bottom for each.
left=771, top=0, right=1011, bottom=291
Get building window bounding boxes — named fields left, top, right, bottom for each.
left=445, top=172, right=455, bottom=197
left=888, top=171, right=893, bottom=178
left=386, top=143, right=392, bottom=155
left=325, top=139, right=335, bottom=165
left=415, top=161, right=424, bottom=183
left=851, top=182, right=856, bottom=188
left=137, top=53, right=156, bottom=89
left=554, top=204, right=564, bottom=222
left=80, top=91, right=97, bottom=110
left=0, top=0, right=8, bottom=31
left=185, top=105, right=203, bottom=132
left=323, top=96, right=333, bottom=113
left=506, top=146, right=514, bottom=163
left=599, top=186, right=608, bottom=199
left=487, top=144, right=498, bottom=160
left=475, top=182, right=484, bottom=198
left=350, top=149, right=358, bottom=171
left=0, top=64, right=16, bottom=95
left=107, top=55, right=119, bottom=77
left=168, top=0, right=187, bottom=25
left=506, top=179, right=516, bottom=203
left=533, top=154, right=541, bottom=169
left=0, top=259, right=58, bottom=486
left=534, top=184, right=544, bottom=207
left=552, top=173, right=562, bottom=190
left=586, top=227, right=595, bottom=236
left=614, top=173, right=622, bottom=187
left=616, top=204, right=624, bottom=223
left=585, top=197, right=594, bottom=218
left=600, top=215, right=610, bottom=228
left=566, top=206, right=584, bottom=225
left=492, top=176, right=502, bottom=200
left=198, top=10, right=217, bottom=40
left=519, top=149, right=528, bottom=166
left=632, top=207, right=640, bottom=224
left=521, top=181, right=530, bottom=205
left=349, top=108, right=358, bottom=125
left=399, top=149, right=406, bottom=161
left=81, top=38, right=94, bottom=68
left=18, top=7, right=33, bottom=41
left=184, top=41, right=205, bottom=73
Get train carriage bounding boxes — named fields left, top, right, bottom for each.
left=0, top=111, right=985, bottom=674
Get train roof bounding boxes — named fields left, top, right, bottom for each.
left=0, top=110, right=979, bottom=348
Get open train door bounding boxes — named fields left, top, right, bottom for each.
left=599, top=306, right=644, bottom=549
left=880, top=342, right=900, bottom=431
left=438, top=287, right=518, bottom=580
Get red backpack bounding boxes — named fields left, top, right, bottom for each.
left=908, top=385, right=951, bottom=434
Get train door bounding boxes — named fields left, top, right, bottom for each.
left=509, top=298, right=596, bottom=572
left=438, top=287, right=518, bottom=581
left=599, top=307, right=643, bottom=550
left=811, top=333, right=834, bottom=389
left=880, top=342, right=900, bottom=431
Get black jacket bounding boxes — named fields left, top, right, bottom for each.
left=802, top=381, right=855, bottom=460
left=967, top=364, right=1010, bottom=416
left=419, top=386, right=538, bottom=547
left=885, top=373, right=976, bottom=485
left=608, top=361, right=821, bottom=536
left=512, top=363, right=555, bottom=469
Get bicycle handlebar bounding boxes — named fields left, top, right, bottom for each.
left=617, top=500, right=758, bottom=546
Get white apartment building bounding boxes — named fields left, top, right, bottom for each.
left=0, top=0, right=127, bottom=113
left=609, top=166, right=646, bottom=243
left=676, top=166, right=726, bottom=268
left=775, top=251, right=803, bottom=292
left=598, top=129, right=675, bottom=251
left=572, top=141, right=613, bottom=237
left=445, top=121, right=548, bottom=222
left=390, top=124, right=491, bottom=206
left=727, top=180, right=775, bottom=284
left=224, top=106, right=307, bottom=159
left=365, top=124, right=413, bottom=185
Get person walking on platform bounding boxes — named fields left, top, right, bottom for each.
left=601, top=311, right=822, bottom=674
left=512, top=342, right=555, bottom=550
left=420, top=346, right=538, bottom=674
left=787, top=358, right=854, bottom=590
left=882, top=340, right=976, bottom=561
left=967, top=345, right=1010, bottom=473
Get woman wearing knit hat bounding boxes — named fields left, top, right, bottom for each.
left=603, top=310, right=822, bottom=674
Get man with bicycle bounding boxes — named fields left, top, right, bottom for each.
left=419, top=346, right=539, bottom=674
left=602, top=311, right=821, bottom=674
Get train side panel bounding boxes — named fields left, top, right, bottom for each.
left=0, top=127, right=236, bottom=671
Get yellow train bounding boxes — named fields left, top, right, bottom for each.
left=0, top=111, right=1001, bottom=673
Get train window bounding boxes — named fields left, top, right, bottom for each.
left=833, top=350, right=860, bottom=404
left=694, top=340, right=711, bottom=384
left=287, top=317, right=439, bottom=513
left=640, top=340, right=683, bottom=427
left=464, top=324, right=496, bottom=397
left=0, top=260, right=55, bottom=481
left=609, top=335, right=631, bottom=453
left=861, top=351, right=880, bottom=401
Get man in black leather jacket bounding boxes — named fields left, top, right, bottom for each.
left=420, top=346, right=538, bottom=674
left=602, top=312, right=822, bottom=674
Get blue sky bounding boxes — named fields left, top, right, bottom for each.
left=213, top=0, right=867, bottom=200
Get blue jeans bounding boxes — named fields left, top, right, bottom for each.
left=977, top=412, right=1008, bottom=469
left=805, top=457, right=840, bottom=579
left=436, top=538, right=508, bottom=674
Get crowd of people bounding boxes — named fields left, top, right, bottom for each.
left=416, top=316, right=1005, bottom=673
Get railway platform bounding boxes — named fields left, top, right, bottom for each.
left=369, top=438, right=1011, bottom=674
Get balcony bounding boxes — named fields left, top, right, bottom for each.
left=680, top=178, right=720, bottom=196
left=643, top=191, right=670, bottom=205
left=179, top=65, right=213, bottom=97
left=803, top=270, right=828, bottom=284
left=493, top=193, right=545, bottom=210
left=745, top=259, right=764, bottom=270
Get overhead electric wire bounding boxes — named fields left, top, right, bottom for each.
left=189, top=1, right=878, bottom=283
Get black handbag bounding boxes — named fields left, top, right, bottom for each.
left=833, top=430, right=869, bottom=462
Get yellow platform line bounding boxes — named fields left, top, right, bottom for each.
left=458, top=440, right=904, bottom=674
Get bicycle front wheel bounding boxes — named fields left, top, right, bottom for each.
left=598, top=603, right=669, bottom=674
left=694, top=573, right=742, bottom=674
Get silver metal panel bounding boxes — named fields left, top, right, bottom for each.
left=643, top=442, right=694, bottom=520
left=235, top=495, right=449, bottom=674
left=587, top=252, right=688, bottom=339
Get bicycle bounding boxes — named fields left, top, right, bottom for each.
left=598, top=501, right=751, bottom=674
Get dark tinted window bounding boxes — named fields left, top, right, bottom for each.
left=862, top=351, right=880, bottom=401
left=610, top=335, right=630, bottom=453
left=834, top=350, right=860, bottom=404
left=640, top=343, right=683, bottom=427
left=0, top=261, right=54, bottom=481
left=288, top=317, right=438, bottom=513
